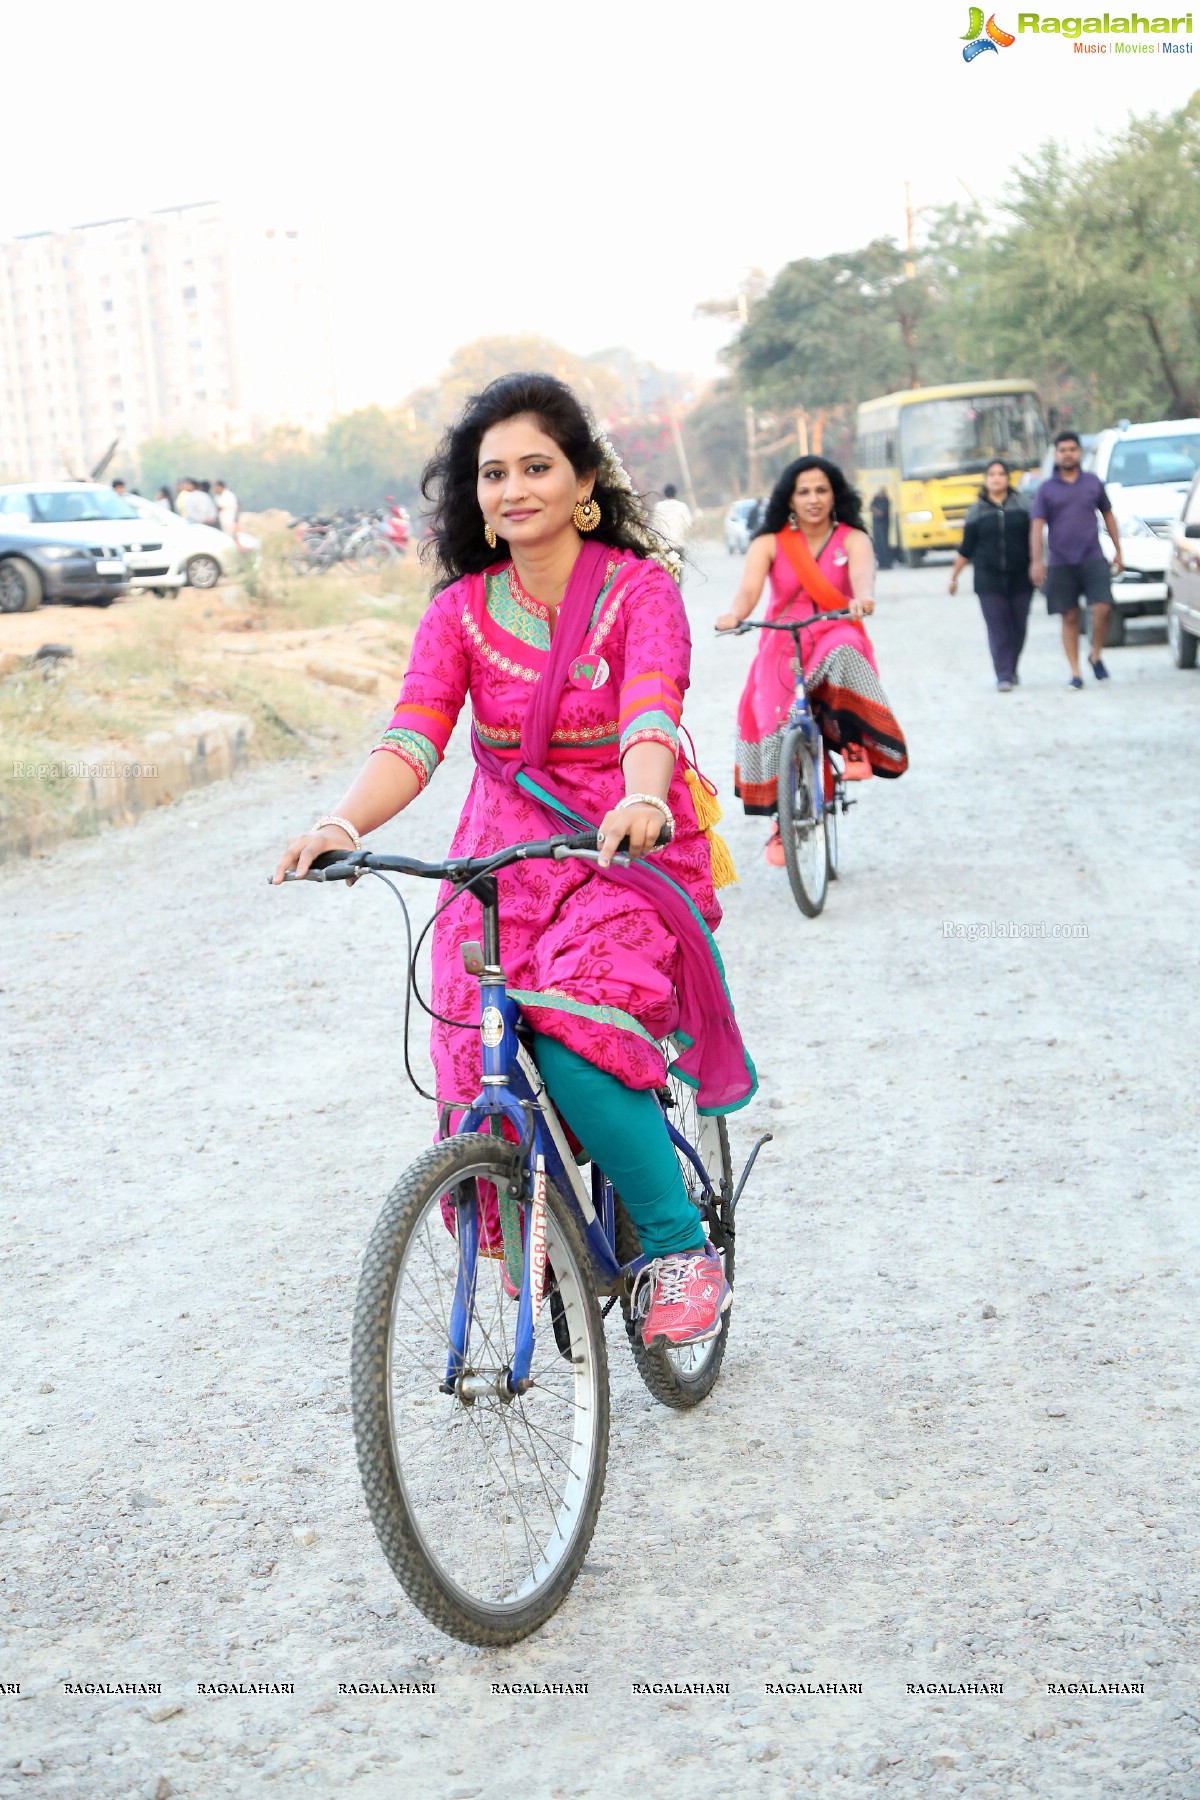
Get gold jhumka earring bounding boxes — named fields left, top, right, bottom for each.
left=483, top=521, right=497, bottom=548
left=573, top=497, right=601, bottom=533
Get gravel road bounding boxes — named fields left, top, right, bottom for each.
left=3, top=542, right=1198, bottom=1798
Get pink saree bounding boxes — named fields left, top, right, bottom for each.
left=374, top=544, right=756, bottom=1114
left=734, top=524, right=908, bottom=814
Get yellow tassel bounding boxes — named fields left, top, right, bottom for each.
left=684, top=766, right=739, bottom=888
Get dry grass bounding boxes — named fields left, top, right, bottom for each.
left=0, top=537, right=428, bottom=840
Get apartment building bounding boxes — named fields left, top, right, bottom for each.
left=0, top=201, right=337, bottom=481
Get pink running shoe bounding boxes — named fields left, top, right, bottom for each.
left=640, top=1248, right=731, bottom=1349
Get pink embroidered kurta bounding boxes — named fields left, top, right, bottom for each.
left=374, top=552, right=720, bottom=1106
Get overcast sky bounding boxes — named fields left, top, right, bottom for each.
left=6, top=2, right=1196, bottom=411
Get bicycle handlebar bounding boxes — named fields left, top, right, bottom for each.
left=719, top=609, right=853, bottom=636
left=272, top=825, right=669, bottom=886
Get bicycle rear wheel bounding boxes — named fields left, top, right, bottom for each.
left=778, top=725, right=828, bottom=917
left=617, top=1071, right=735, bottom=1409
left=351, top=1133, right=609, bottom=1646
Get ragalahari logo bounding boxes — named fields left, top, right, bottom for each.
left=962, top=7, right=1017, bottom=56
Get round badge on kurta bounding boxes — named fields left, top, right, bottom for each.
left=570, top=656, right=610, bottom=690
left=480, top=1006, right=505, bottom=1048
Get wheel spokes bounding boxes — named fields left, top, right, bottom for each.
left=384, top=1177, right=597, bottom=1609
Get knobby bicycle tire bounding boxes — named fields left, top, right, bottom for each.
left=351, top=1133, right=610, bottom=1646
left=778, top=726, right=828, bottom=917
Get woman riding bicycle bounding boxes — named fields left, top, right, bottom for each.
left=716, top=455, right=908, bottom=865
left=275, top=373, right=755, bottom=1349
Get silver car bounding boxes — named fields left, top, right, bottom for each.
left=1166, top=469, right=1200, bottom=669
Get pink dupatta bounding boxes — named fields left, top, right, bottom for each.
left=470, top=542, right=755, bottom=1114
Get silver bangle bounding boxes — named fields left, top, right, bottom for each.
left=312, top=813, right=362, bottom=851
left=621, top=792, right=675, bottom=832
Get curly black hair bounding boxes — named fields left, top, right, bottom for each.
left=420, top=372, right=666, bottom=590
left=756, top=455, right=866, bottom=537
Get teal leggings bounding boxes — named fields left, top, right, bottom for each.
left=532, top=1033, right=704, bottom=1259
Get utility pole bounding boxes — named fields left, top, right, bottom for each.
left=666, top=399, right=699, bottom=515
left=796, top=412, right=809, bottom=457
left=745, top=404, right=759, bottom=497
left=904, top=180, right=916, bottom=280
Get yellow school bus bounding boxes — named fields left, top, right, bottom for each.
left=855, top=380, right=1046, bottom=564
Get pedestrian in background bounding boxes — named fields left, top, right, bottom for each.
left=154, top=486, right=174, bottom=512
left=948, top=459, right=1031, bottom=692
left=111, top=478, right=126, bottom=498
left=186, top=478, right=219, bottom=525
left=175, top=478, right=192, bottom=518
left=1030, top=430, right=1123, bottom=687
left=214, top=479, right=239, bottom=536
left=652, top=483, right=692, bottom=550
left=869, top=486, right=892, bottom=569
left=192, top=480, right=219, bottom=526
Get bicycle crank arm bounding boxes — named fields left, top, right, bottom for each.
left=730, top=1133, right=773, bottom=1213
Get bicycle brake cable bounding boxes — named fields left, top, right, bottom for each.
left=362, top=871, right=443, bottom=1103
left=364, top=851, right=514, bottom=1102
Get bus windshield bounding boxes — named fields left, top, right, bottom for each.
left=900, top=394, right=1045, bottom=480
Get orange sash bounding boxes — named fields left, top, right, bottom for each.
left=775, top=524, right=861, bottom=624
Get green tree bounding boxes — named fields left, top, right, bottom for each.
left=728, top=239, right=950, bottom=415
left=973, top=98, right=1200, bottom=425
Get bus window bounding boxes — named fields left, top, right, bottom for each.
left=900, top=393, right=1045, bottom=480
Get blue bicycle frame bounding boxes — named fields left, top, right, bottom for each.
left=442, top=869, right=728, bottom=1396
left=784, top=635, right=827, bottom=828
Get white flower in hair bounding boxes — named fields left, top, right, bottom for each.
left=594, top=429, right=634, bottom=494
left=592, top=427, right=683, bottom=584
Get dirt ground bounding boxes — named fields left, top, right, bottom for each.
left=2, top=542, right=1197, bottom=1798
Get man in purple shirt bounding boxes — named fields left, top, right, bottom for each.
left=1030, top=430, right=1123, bottom=686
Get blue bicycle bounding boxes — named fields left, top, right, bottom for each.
left=729, top=609, right=856, bottom=917
left=285, top=833, right=768, bottom=1645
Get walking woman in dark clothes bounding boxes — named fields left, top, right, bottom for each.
left=949, top=458, right=1032, bottom=692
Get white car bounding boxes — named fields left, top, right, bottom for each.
left=0, top=482, right=248, bottom=593
left=724, top=498, right=759, bottom=555
left=126, top=497, right=260, bottom=586
left=1084, top=419, right=1200, bottom=643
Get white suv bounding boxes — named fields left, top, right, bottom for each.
left=0, top=482, right=244, bottom=592
left=1085, top=419, right=1200, bottom=644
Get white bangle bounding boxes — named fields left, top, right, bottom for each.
left=312, top=813, right=362, bottom=851
left=621, top=792, right=675, bottom=834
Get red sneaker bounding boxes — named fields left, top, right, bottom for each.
left=640, top=1248, right=731, bottom=1349
left=764, top=828, right=786, bottom=866
left=843, top=744, right=874, bottom=781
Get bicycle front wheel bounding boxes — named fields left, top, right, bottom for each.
left=351, top=1133, right=609, bottom=1646
left=777, top=726, right=828, bottom=917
